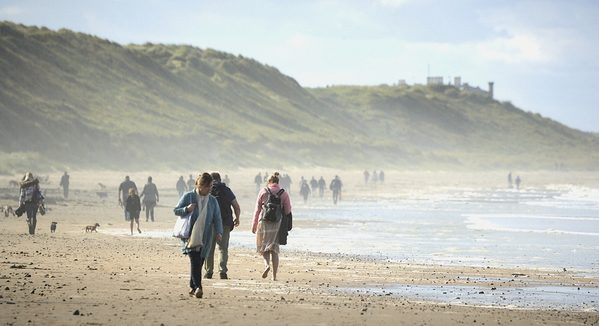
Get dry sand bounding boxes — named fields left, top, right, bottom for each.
left=1, top=169, right=598, bottom=325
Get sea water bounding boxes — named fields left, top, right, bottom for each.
left=136, top=184, right=599, bottom=310
left=232, top=185, right=599, bottom=276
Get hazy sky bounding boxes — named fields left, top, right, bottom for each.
left=2, top=0, right=598, bottom=132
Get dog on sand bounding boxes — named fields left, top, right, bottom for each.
left=50, top=222, right=57, bottom=233
left=1, top=205, right=15, bottom=217
left=85, top=223, right=100, bottom=233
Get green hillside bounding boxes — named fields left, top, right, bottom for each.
left=0, top=21, right=598, bottom=173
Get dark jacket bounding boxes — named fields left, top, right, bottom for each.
left=125, top=194, right=141, bottom=212
left=211, top=181, right=236, bottom=227
left=279, top=212, right=293, bottom=245
left=140, top=182, right=159, bottom=202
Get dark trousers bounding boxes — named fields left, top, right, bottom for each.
left=122, top=195, right=128, bottom=218
left=25, top=202, right=37, bottom=234
left=188, top=251, right=205, bottom=290
left=333, top=190, right=339, bottom=205
left=144, top=201, right=156, bottom=221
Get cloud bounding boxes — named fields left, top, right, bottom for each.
left=476, top=33, right=549, bottom=65
left=0, top=5, right=25, bottom=15
left=477, top=1, right=599, bottom=67
left=374, top=0, right=415, bottom=7
left=288, top=33, right=312, bottom=48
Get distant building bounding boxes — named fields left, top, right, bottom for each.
left=427, top=76, right=443, bottom=85
left=454, top=77, right=461, bottom=87
left=488, top=82, right=494, bottom=99
left=397, top=79, right=406, bottom=85
left=460, top=83, right=489, bottom=97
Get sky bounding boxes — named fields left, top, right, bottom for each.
left=1, top=0, right=598, bottom=132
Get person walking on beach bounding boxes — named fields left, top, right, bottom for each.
left=205, top=172, right=241, bottom=280
left=59, top=171, right=69, bottom=199
left=507, top=172, right=513, bottom=189
left=254, top=172, right=262, bottom=192
left=515, top=176, right=521, bottom=190
left=176, top=176, right=186, bottom=198
left=118, top=176, right=137, bottom=219
left=252, top=172, right=292, bottom=281
left=363, top=170, right=370, bottom=184
left=371, top=170, right=378, bottom=184
left=19, top=172, right=45, bottom=235
left=379, top=171, right=385, bottom=184
left=140, top=176, right=159, bottom=222
left=223, top=175, right=231, bottom=187
left=187, top=174, right=195, bottom=191
left=318, top=176, right=326, bottom=198
left=281, top=174, right=292, bottom=194
left=299, top=179, right=311, bottom=204
left=174, top=173, right=223, bottom=299
left=309, top=177, right=318, bottom=194
left=330, top=175, right=342, bottom=205
left=126, top=188, right=142, bottom=235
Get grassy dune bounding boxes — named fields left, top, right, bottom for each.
left=1, top=22, right=597, bottom=173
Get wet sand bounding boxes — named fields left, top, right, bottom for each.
left=1, top=170, right=598, bottom=325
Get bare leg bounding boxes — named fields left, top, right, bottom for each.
left=130, top=219, right=134, bottom=235
left=261, top=251, right=271, bottom=278
left=262, top=251, right=270, bottom=268
left=271, top=250, right=279, bottom=281
left=136, top=218, right=141, bottom=233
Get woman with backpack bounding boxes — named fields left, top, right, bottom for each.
left=18, top=172, right=45, bottom=235
left=252, top=171, right=292, bottom=281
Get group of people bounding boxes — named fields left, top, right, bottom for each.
left=507, top=172, right=522, bottom=189
left=117, top=175, right=160, bottom=235
left=16, top=170, right=295, bottom=300
left=175, top=171, right=291, bottom=299
left=256, top=173, right=343, bottom=205
left=297, top=176, right=343, bottom=204
left=363, top=170, right=385, bottom=185
left=254, top=172, right=290, bottom=192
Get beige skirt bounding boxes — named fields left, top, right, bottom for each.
left=256, top=220, right=280, bottom=253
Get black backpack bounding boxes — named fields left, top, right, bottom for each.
left=211, top=183, right=233, bottom=224
left=261, top=187, right=285, bottom=223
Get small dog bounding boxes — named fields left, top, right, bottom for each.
left=85, top=223, right=100, bottom=233
left=8, top=180, right=19, bottom=188
left=2, top=205, right=14, bottom=217
left=50, top=222, right=57, bottom=233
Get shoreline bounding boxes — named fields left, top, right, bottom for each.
left=1, top=223, right=598, bottom=325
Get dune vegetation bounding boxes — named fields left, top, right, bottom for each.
left=1, top=21, right=598, bottom=174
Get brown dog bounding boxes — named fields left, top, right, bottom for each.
left=85, top=223, right=100, bottom=233
left=50, top=222, right=57, bottom=233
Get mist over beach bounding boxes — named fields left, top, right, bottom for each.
left=2, top=1, right=599, bottom=324
left=1, top=169, right=598, bottom=324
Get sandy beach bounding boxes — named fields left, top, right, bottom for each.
left=1, top=169, right=598, bottom=325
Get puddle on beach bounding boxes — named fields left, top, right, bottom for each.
left=336, top=282, right=599, bottom=311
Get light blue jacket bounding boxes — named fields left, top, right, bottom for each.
left=174, top=190, right=223, bottom=257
